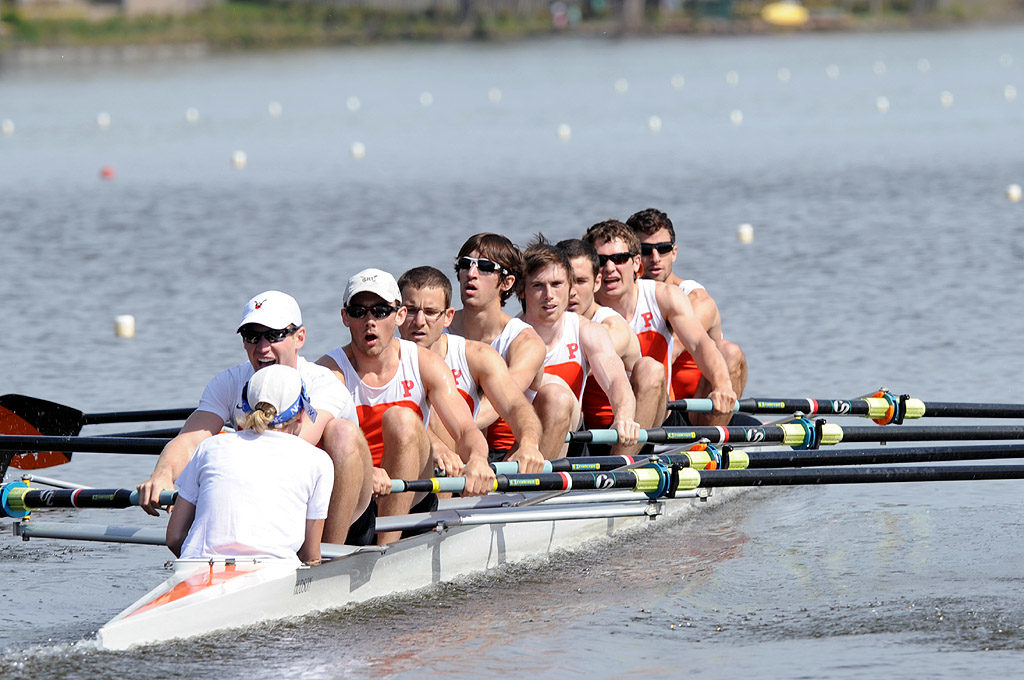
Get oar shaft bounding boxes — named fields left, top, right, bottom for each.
left=1, top=484, right=177, bottom=517
left=0, top=435, right=170, bottom=454
left=689, top=464, right=1024, bottom=488
left=668, top=397, right=1024, bottom=419
left=392, top=469, right=663, bottom=496
left=83, top=408, right=195, bottom=425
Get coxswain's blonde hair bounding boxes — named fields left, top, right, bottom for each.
left=242, top=402, right=298, bottom=434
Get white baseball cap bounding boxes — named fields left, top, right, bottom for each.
left=242, top=364, right=316, bottom=425
left=237, top=290, right=302, bottom=332
left=343, top=268, right=401, bottom=306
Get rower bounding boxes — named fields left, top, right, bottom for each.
left=317, top=268, right=495, bottom=545
left=627, top=208, right=748, bottom=427
left=556, top=238, right=667, bottom=455
left=448, top=233, right=574, bottom=460
left=165, top=364, right=333, bottom=564
left=396, top=266, right=546, bottom=473
left=137, top=291, right=372, bottom=546
left=582, top=220, right=737, bottom=423
left=517, top=236, right=640, bottom=456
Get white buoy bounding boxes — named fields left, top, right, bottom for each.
left=737, top=223, right=754, bottom=244
left=1005, top=85, right=1018, bottom=103
left=876, top=96, right=891, bottom=114
left=826, top=64, right=840, bottom=80
left=999, top=54, right=1014, bottom=68
left=1, top=119, right=13, bottom=136
left=917, top=58, right=931, bottom=73
left=185, top=107, right=200, bottom=124
left=1008, top=184, right=1023, bottom=203
left=647, top=115, right=662, bottom=133
left=97, top=112, right=111, bottom=129
left=873, top=60, right=887, bottom=76
left=725, top=70, right=739, bottom=86
left=613, top=78, right=629, bottom=94
left=670, top=74, right=685, bottom=89
left=419, top=91, right=434, bottom=107
left=939, top=91, right=954, bottom=108
left=556, top=123, right=572, bottom=142
left=488, top=87, right=503, bottom=104
left=231, top=150, right=247, bottom=170
left=350, top=141, right=366, bottom=160
left=268, top=101, right=283, bottom=118
left=729, top=109, right=743, bottom=126
left=777, top=67, right=791, bottom=83
left=346, top=96, right=361, bottom=113
left=114, top=315, right=136, bottom=339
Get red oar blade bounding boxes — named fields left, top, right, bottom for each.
left=0, top=395, right=84, bottom=471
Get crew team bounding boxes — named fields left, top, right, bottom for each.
left=139, top=209, right=747, bottom=562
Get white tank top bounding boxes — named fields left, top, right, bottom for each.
left=325, top=339, right=428, bottom=466
left=542, top=312, right=588, bottom=399
left=631, top=279, right=674, bottom=386
left=444, top=333, right=480, bottom=417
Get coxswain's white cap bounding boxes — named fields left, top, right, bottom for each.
left=343, top=268, right=401, bottom=306
left=237, top=290, right=302, bottom=332
left=242, top=364, right=316, bottom=425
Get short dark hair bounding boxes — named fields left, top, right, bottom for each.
left=626, top=208, right=676, bottom=242
left=398, top=266, right=453, bottom=308
left=556, top=238, right=599, bottom=278
left=583, top=219, right=640, bottom=254
left=456, top=233, right=522, bottom=306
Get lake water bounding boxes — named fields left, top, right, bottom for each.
left=2, top=24, right=1023, bottom=678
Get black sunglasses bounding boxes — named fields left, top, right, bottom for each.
left=345, top=303, right=399, bottom=319
left=455, top=256, right=509, bottom=276
left=640, top=241, right=675, bottom=256
left=239, top=325, right=299, bottom=345
left=598, top=252, right=636, bottom=267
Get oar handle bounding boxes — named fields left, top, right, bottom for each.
left=0, top=483, right=178, bottom=518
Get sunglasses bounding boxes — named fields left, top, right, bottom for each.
left=239, top=326, right=300, bottom=345
left=640, top=241, right=675, bottom=256
left=597, top=252, right=636, bottom=267
left=345, top=303, right=399, bottom=319
left=455, top=256, right=509, bottom=276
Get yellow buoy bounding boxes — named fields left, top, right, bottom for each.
left=114, top=315, right=136, bottom=339
left=761, top=1, right=809, bottom=27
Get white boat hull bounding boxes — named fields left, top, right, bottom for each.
left=98, top=488, right=737, bottom=650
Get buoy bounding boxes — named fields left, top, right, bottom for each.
left=737, top=223, right=754, bottom=244
left=873, top=61, right=887, bottom=76
left=185, top=107, right=199, bottom=124
left=2, top=119, right=14, bottom=136
left=826, top=64, right=840, bottom=80
left=940, top=91, right=954, bottom=108
left=350, top=141, right=366, bottom=160
left=648, top=115, right=662, bottom=133
left=876, top=96, right=891, bottom=114
left=1008, top=184, right=1022, bottom=203
left=99, top=166, right=116, bottom=180
left=114, top=315, right=136, bottom=339
left=419, top=92, right=434, bottom=107
left=917, top=58, right=931, bottom=73
left=729, top=109, right=743, bottom=125
left=268, top=101, right=283, bottom=118
left=231, top=150, right=247, bottom=170
left=999, top=54, right=1013, bottom=68
left=760, top=1, right=808, bottom=27
left=1004, top=85, right=1017, bottom=103
left=777, top=67, right=791, bottom=83
left=725, top=70, right=739, bottom=86
left=488, top=87, right=503, bottom=104
left=556, top=123, right=572, bottom=142
left=670, top=74, right=685, bottom=89
left=97, top=112, right=111, bottom=130
left=614, top=78, right=629, bottom=94
left=346, top=96, right=361, bottom=113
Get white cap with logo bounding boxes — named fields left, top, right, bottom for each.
left=343, top=268, right=401, bottom=306
left=237, top=290, right=302, bottom=332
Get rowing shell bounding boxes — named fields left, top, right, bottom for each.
left=87, top=486, right=739, bottom=650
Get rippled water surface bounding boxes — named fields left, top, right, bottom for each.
left=2, top=25, right=1024, bottom=677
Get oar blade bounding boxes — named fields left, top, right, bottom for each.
left=0, top=395, right=84, bottom=472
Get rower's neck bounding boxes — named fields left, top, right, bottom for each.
left=663, top=272, right=683, bottom=286
left=523, top=312, right=563, bottom=348
left=597, top=284, right=638, bottom=322
left=452, top=306, right=511, bottom=345
left=345, top=339, right=402, bottom=385
left=427, top=333, right=449, bottom=358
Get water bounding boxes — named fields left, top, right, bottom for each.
left=2, top=25, right=1024, bottom=677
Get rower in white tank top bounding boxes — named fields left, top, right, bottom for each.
left=323, top=338, right=428, bottom=466
left=444, top=333, right=480, bottom=417
left=486, top=317, right=534, bottom=451
left=541, top=311, right=589, bottom=400
left=630, top=279, right=674, bottom=384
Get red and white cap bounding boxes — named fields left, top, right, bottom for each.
left=237, top=291, right=302, bottom=332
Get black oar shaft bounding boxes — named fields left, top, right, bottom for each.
left=0, top=435, right=170, bottom=454
left=83, top=408, right=195, bottom=425
left=746, top=443, right=1024, bottom=467
left=838, top=425, right=1024, bottom=442
left=694, top=465, right=1024, bottom=487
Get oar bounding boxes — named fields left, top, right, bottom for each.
left=492, top=442, right=1024, bottom=474
left=0, top=394, right=191, bottom=472
left=0, top=435, right=170, bottom=455
left=667, top=396, right=1024, bottom=422
left=0, top=482, right=177, bottom=518
left=570, top=423, right=1024, bottom=447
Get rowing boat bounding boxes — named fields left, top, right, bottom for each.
left=12, top=483, right=735, bottom=650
